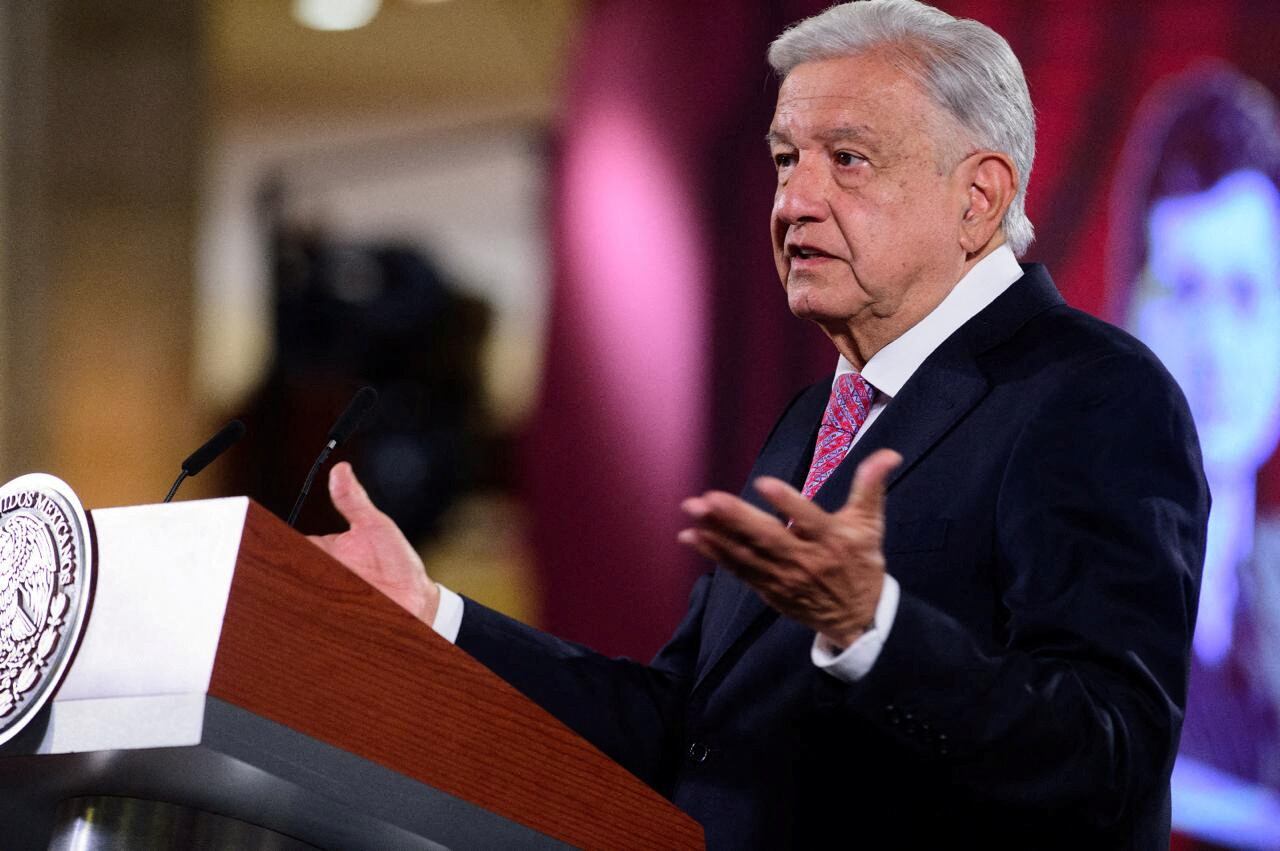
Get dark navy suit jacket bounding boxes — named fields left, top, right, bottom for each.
left=458, top=266, right=1209, bottom=849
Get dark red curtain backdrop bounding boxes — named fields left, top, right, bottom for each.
left=524, top=0, right=1280, bottom=679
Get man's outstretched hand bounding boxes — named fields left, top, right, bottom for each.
left=677, top=448, right=902, bottom=647
left=308, top=461, right=440, bottom=625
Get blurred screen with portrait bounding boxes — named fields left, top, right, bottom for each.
left=1111, top=64, right=1280, bottom=845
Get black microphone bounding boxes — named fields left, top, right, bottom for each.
left=164, top=419, right=247, bottom=503
left=287, top=386, right=378, bottom=528
left=327, top=385, right=378, bottom=448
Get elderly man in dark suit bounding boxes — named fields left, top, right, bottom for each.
left=311, top=1, right=1209, bottom=847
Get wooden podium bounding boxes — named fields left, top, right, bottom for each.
left=0, top=497, right=704, bottom=850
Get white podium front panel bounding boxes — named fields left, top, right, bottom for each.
left=45, top=497, right=249, bottom=753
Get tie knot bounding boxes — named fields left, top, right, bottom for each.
left=831, top=373, right=875, bottom=429
left=800, top=372, right=876, bottom=501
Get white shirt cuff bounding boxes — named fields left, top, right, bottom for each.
left=810, top=574, right=900, bottom=681
left=431, top=584, right=465, bottom=643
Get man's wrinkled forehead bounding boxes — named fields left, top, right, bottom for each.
left=771, top=86, right=917, bottom=146
left=770, top=53, right=965, bottom=162
left=774, top=55, right=925, bottom=115
left=773, top=91, right=884, bottom=118
left=778, top=49, right=922, bottom=97
left=766, top=122, right=883, bottom=150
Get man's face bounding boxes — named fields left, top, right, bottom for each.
left=1131, top=169, right=1280, bottom=475
left=768, top=52, right=972, bottom=345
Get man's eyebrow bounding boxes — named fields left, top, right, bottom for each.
left=765, top=130, right=790, bottom=147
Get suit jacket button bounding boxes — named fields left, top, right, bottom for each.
left=687, top=742, right=711, bottom=764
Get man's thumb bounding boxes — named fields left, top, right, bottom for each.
left=845, top=449, right=902, bottom=517
left=328, top=461, right=379, bottom=526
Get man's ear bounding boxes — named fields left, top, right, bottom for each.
left=958, top=151, right=1017, bottom=255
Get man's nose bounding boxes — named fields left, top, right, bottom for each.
left=774, top=161, right=829, bottom=224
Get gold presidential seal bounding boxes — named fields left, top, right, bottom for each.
left=0, top=474, right=92, bottom=747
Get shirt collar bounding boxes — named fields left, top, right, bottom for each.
left=836, top=244, right=1023, bottom=397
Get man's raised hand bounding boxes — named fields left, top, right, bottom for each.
left=308, top=461, right=440, bottom=626
left=677, top=448, right=902, bottom=647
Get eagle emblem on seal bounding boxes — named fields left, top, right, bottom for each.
left=0, top=515, right=63, bottom=715
left=0, top=475, right=92, bottom=745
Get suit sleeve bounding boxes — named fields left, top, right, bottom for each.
left=820, top=350, right=1208, bottom=828
left=451, top=384, right=822, bottom=792
left=455, top=572, right=711, bottom=790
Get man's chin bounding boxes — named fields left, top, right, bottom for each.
left=786, top=285, right=845, bottom=324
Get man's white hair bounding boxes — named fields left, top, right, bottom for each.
left=769, top=0, right=1036, bottom=256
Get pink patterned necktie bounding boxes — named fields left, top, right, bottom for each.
left=800, top=373, right=876, bottom=500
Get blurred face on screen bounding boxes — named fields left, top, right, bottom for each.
left=1131, top=169, right=1280, bottom=477
left=1129, top=168, right=1280, bottom=666
left=768, top=51, right=972, bottom=355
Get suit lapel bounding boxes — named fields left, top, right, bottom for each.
left=810, top=264, right=1065, bottom=511
left=809, top=351, right=989, bottom=511
left=691, top=265, right=1065, bottom=694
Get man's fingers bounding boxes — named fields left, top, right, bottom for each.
left=681, top=491, right=790, bottom=552
left=753, top=476, right=829, bottom=535
left=844, top=449, right=903, bottom=517
left=328, top=461, right=382, bottom=527
left=677, top=526, right=779, bottom=582
left=677, top=528, right=718, bottom=561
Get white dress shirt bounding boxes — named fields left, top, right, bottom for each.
left=433, top=245, right=1026, bottom=685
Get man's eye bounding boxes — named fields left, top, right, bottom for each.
left=774, top=152, right=795, bottom=169
left=834, top=151, right=863, bottom=166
